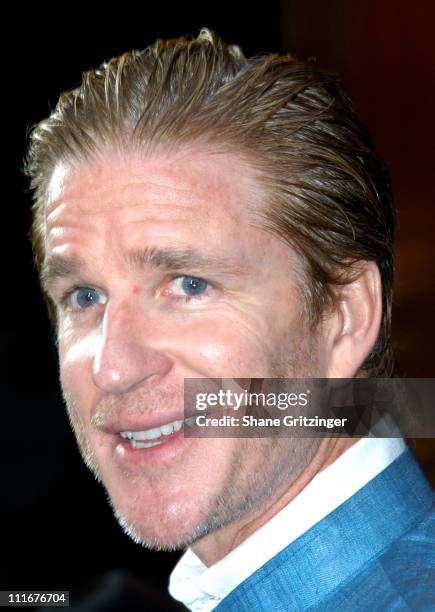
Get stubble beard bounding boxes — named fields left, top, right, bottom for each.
left=61, top=329, right=321, bottom=552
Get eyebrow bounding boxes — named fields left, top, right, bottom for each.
left=41, top=254, right=85, bottom=292
left=125, top=247, right=245, bottom=275
left=41, top=246, right=246, bottom=292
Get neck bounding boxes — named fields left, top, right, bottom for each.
left=191, top=437, right=358, bottom=566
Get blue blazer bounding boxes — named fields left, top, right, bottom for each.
left=216, top=448, right=435, bottom=611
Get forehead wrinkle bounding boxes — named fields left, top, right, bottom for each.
left=47, top=176, right=206, bottom=217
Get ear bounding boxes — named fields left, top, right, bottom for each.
left=324, top=261, right=382, bottom=378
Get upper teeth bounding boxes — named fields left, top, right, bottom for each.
left=120, top=418, right=184, bottom=441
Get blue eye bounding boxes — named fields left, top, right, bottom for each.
left=70, top=287, right=107, bottom=309
left=173, top=276, right=209, bottom=297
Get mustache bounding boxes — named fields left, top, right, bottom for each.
left=88, top=382, right=185, bottom=430
left=63, top=378, right=250, bottom=431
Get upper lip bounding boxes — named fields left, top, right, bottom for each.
left=96, top=411, right=196, bottom=435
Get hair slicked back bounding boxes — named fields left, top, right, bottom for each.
left=25, top=27, right=395, bottom=376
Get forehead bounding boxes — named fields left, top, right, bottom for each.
left=46, top=146, right=260, bottom=224
left=44, top=146, right=271, bottom=264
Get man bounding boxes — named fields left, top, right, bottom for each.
left=25, top=28, right=433, bottom=610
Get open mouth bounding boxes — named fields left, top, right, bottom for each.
left=119, top=416, right=197, bottom=449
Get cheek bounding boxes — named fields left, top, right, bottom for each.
left=58, top=332, right=97, bottom=405
left=165, top=313, right=277, bottom=377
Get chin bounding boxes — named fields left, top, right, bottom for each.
left=112, top=504, right=209, bottom=551
left=105, top=483, right=212, bottom=551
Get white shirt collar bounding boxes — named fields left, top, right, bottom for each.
left=169, top=437, right=407, bottom=611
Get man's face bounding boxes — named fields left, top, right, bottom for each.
left=44, top=146, right=325, bottom=550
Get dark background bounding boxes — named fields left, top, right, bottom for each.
left=2, top=1, right=434, bottom=607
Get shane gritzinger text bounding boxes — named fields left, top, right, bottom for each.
left=195, top=414, right=348, bottom=429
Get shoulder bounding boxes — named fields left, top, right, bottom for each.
left=377, top=504, right=434, bottom=606
left=317, top=503, right=435, bottom=611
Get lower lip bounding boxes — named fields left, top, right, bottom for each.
left=113, top=426, right=189, bottom=467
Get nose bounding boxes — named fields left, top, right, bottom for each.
left=92, top=300, right=173, bottom=394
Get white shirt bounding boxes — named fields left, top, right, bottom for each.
left=168, top=437, right=407, bottom=611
